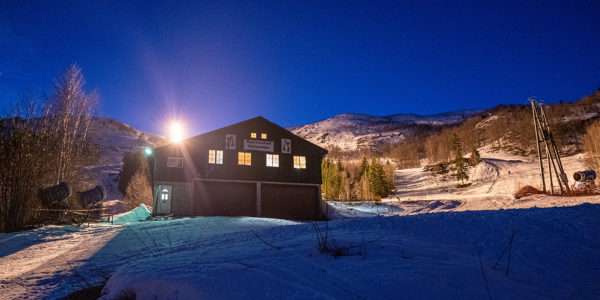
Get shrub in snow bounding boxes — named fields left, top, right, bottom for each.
left=123, top=170, right=153, bottom=210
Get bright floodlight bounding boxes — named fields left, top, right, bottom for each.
left=169, top=122, right=184, bottom=143
left=144, top=147, right=153, bottom=156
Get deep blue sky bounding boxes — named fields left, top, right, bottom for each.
left=1, top=0, right=599, bottom=137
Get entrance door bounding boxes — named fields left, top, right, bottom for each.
left=155, top=185, right=172, bottom=215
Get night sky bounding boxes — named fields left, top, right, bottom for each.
left=1, top=0, right=599, bottom=137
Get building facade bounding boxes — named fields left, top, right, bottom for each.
left=151, top=117, right=328, bottom=220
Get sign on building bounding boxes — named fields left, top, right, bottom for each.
left=281, top=139, right=291, bottom=154
left=244, top=140, right=274, bottom=152
left=226, top=135, right=236, bottom=149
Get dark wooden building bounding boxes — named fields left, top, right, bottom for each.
left=151, top=117, right=328, bottom=220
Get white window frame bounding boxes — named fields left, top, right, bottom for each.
left=208, top=150, right=223, bottom=164
left=250, top=132, right=257, bottom=138
left=167, top=157, right=184, bottom=168
left=293, top=156, right=306, bottom=169
left=266, top=154, right=279, bottom=167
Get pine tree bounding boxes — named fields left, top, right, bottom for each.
left=321, top=159, right=344, bottom=200
left=357, top=158, right=372, bottom=200
left=368, top=158, right=388, bottom=198
left=321, top=159, right=330, bottom=198
left=385, top=160, right=395, bottom=194
left=455, top=156, right=469, bottom=185
left=359, top=156, right=369, bottom=177
left=448, top=133, right=461, bottom=158
left=449, top=133, right=469, bottom=185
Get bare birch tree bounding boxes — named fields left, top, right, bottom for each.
left=47, top=63, right=98, bottom=184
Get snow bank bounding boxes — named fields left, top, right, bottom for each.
left=328, top=201, right=403, bottom=218
left=113, top=204, right=151, bottom=223
left=470, top=160, right=498, bottom=182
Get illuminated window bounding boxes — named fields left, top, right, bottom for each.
left=208, top=150, right=223, bottom=164
left=238, top=152, right=252, bottom=165
left=261, top=133, right=267, bottom=139
left=251, top=132, right=257, bottom=138
left=293, top=156, right=306, bottom=169
left=266, top=154, right=279, bottom=167
left=161, top=189, right=169, bottom=200
left=167, top=157, right=183, bottom=168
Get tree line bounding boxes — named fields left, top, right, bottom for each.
left=383, top=89, right=600, bottom=167
left=321, top=157, right=394, bottom=201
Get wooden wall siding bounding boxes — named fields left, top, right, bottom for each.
left=153, top=117, right=327, bottom=184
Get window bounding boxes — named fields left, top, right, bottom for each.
left=251, top=132, right=257, bottom=138
left=266, top=154, right=279, bottom=167
left=208, top=150, right=223, bottom=164
left=161, top=189, right=169, bottom=200
left=261, top=133, right=267, bottom=139
left=238, top=152, right=252, bottom=165
left=293, top=156, right=306, bottom=169
left=167, top=157, right=183, bottom=168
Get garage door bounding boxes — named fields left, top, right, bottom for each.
left=194, top=181, right=256, bottom=216
left=261, top=184, right=319, bottom=220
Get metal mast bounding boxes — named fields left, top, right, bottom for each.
left=530, top=99, right=570, bottom=194
left=530, top=99, right=546, bottom=193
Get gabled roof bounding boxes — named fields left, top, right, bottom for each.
left=156, top=116, right=328, bottom=155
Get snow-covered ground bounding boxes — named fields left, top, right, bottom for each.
left=1, top=149, right=599, bottom=299
left=373, top=147, right=600, bottom=215
left=2, top=204, right=599, bottom=299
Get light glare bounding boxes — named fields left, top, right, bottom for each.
left=170, top=122, right=184, bottom=143
left=144, top=147, right=153, bottom=156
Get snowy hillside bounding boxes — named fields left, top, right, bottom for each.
left=290, top=110, right=480, bottom=151
left=90, top=117, right=165, bottom=166
left=82, top=118, right=166, bottom=206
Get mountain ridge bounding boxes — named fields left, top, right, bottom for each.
left=289, top=109, right=482, bottom=151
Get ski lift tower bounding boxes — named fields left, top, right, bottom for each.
left=530, top=98, right=570, bottom=195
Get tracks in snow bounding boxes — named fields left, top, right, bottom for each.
left=0, top=225, right=121, bottom=299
